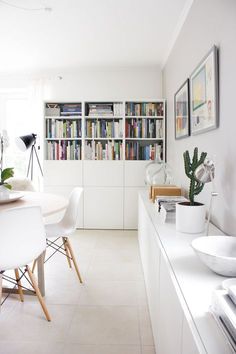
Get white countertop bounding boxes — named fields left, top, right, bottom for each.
left=140, top=191, right=234, bottom=354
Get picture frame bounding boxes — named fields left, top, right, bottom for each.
left=174, top=79, right=190, bottom=139
left=190, top=45, right=219, bottom=135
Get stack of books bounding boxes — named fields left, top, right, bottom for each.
left=88, top=103, right=113, bottom=116
left=211, top=287, right=236, bottom=351
left=60, top=104, right=82, bottom=116
left=155, top=196, right=187, bottom=222
left=125, top=102, right=164, bottom=116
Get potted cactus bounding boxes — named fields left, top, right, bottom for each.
left=176, top=147, right=207, bottom=233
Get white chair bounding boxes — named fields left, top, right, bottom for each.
left=0, top=206, right=51, bottom=321
left=6, top=177, right=36, bottom=191
left=43, top=188, right=83, bottom=283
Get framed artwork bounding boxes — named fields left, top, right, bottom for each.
left=190, top=45, right=219, bottom=135
left=174, top=79, right=190, bottom=139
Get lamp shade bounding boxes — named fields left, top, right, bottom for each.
left=15, top=134, right=37, bottom=152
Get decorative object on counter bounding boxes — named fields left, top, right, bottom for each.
left=190, top=45, right=219, bottom=135
left=156, top=196, right=187, bottom=213
left=175, top=79, right=190, bottom=139
left=191, top=236, right=236, bottom=276
left=0, top=130, right=14, bottom=199
left=15, top=133, right=43, bottom=180
left=176, top=147, right=207, bottom=233
left=145, top=146, right=173, bottom=199
left=194, top=157, right=218, bottom=235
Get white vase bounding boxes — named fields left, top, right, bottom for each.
left=176, top=202, right=206, bottom=234
left=0, top=184, right=10, bottom=200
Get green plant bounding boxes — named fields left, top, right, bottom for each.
left=0, top=131, right=14, bottom=189
left=0, top=167, right=14, bottom=189
left=183, top=147, right=207, bottom=205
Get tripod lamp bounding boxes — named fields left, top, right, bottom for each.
left=15, top=134, right=43, bottom=180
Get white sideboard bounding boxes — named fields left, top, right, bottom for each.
left=138, top=191, right=234, bottom=354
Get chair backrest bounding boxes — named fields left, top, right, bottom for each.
left=60, top=187, right=83, bottom=232
left=7, top=177, right=36, bottom=191
left=0, top=206, right=46, bottom=271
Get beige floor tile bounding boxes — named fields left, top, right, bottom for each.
left=92, top=248, right=141, bottom=264
left=0, top=341, right=64, bottom=354
left=142, top=346, right=156, bottom=354
left=63, top=344, right=141, bottom=354
left=0, top=302, right=76, bottom=342
left=67, top=306, right=140, bottom=345
left=78, top=280, right=143, bottom=306
left=138, top=306, right=154, bottom=346
left=86, top=261, right=143, bottom=281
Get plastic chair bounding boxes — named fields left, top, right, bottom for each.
left=43, top=188, right=83, bottom=283
left=0, top=206, right=51, bottom=321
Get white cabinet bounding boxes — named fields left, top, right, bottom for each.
left=138, top=197, right=161, bottom=348
left=83, top=161, right=123, bottom=187
left=84, top=187, right=123, bottom=229
left=124, top=161, right=149, bottom=187
left=182, top=318, right=200, bottom=354
left=157, top=254, right=183, bottom=354
left=44, top=160, right=83, bottom=186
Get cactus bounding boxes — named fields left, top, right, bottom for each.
left=183, top=147, right=207, bottom=205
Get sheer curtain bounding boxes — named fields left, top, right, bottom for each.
left=0, top=79, right=44, bottom=190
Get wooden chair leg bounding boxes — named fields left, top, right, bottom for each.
left=62, top=237, right=72, bottom=268
left=26, top=265, right=51, bottom=322
left=64, top=238, right=83, bottom=283
left=14, top=269, right=24, bottom=302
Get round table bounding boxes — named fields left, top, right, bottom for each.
left=0, top=191, right=68, bottom=296
left=0, top=191, right=68, bottom=216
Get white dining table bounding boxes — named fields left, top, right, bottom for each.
left=0, top=191, right=68, bottom=296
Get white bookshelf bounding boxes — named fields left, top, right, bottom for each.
left=43, top=99, right=166, bottom=229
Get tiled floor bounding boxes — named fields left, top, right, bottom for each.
left=0, top=230, right=155, bottom=354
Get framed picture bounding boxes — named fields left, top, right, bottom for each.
left=174, top=79, right=190, bottom=139
left=190, top=45, right=219, bottom=135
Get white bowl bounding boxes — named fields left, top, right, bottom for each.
left=191, top=236, right=236, bottom=277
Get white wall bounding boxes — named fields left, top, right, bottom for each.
left=162, top=0, right=236, bottom=234
left=43, top=67, right=162, bottom=101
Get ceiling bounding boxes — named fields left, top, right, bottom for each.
left=0, top=0, right=192, bottom=74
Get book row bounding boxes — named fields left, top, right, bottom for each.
left=86, top=102, right=123, bottom=116
left=125, top=142, right=163, bottom=161
left=125, top=102, right=164, bottom=117
left=46, top=119, right=82, bottom=139
left=125, top=119, right=163, bottom=139
left=85, top=119, right=123, bottom=139
left=85, top=140, right=123, bottom=160
left=46, top=141, right=81, bottom=160
left=46, top=103, right=82, bottom=116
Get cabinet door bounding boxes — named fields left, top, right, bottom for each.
left=138, top=196, right=161, bottom=349
left=125, top=161, right=150, bottom=187
left=83, top=161, right=123, bottom=187
left=124, top=187, right=146, bottom=229
left=157, top=254, right=183, bottom=354
left=84, top=187, right=123, bottom=229
left=44, top=160, right=83, bottom=186
left=182, top=318, right=200, bottom=354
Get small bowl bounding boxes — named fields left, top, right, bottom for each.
left=191, top=236, right=236, bottom=277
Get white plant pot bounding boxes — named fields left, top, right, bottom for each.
left=0, top=185, right=10, bottom=200
left=176, top=202, right=206, bottom=234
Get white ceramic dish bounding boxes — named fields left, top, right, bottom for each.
left=191, top=236, right=236, bottom=277
left=0, top=191, right=24, bottom=204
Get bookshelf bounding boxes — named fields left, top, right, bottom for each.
left=43, top=99, right=166, bottom=229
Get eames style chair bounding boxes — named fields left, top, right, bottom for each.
left=0, top=206, right=51, bottom=321
left=42, top=187, right=83, bottom=283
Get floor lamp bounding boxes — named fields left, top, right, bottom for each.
left=15, top=134, right=43, bottom=180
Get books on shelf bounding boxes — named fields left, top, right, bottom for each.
left=126, top=102, right=164, bottom=117
left=85, top=119, right=123, bottom=139
left=85, top=140, right=123, bottom=160
left=46, top=140, right=81, bottom=160
left=45, top=103, right=82, bottom=117
left=125, top=118, right=163, bottom=139
left=46, top=119, right=82, bottom=139
left=125, top=141, right=162, bottom=160
left=87, top=102, right=123, bottom=117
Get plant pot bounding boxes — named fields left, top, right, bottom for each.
left=0, top=184, right=10, bottom=200
left=176, top=202, right=206, bottom=234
